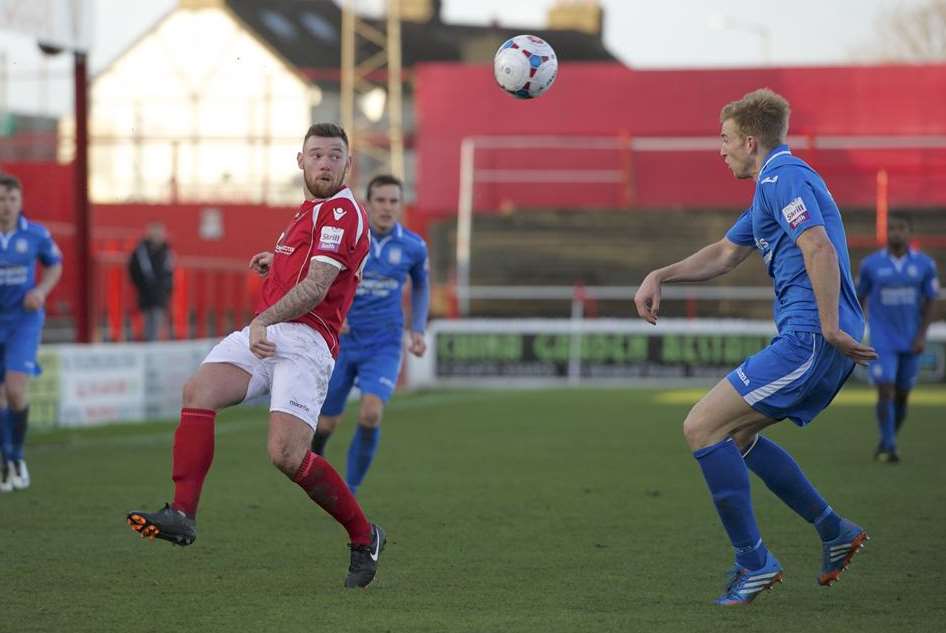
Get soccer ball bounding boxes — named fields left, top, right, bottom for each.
left=493, top=35, right=558, bottom=99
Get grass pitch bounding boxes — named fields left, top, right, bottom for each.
left=4, top=387, right=945, bottom=633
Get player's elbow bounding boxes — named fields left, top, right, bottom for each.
left=718, top=243, right=745, bottom=274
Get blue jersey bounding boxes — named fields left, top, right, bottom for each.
left=345, top=223, right=429, bottom=342
left=857, top=249, right=939, bottom=352
left=0, top=215, right=62, bottom=319
left=726, top=145, right=864, bottom=339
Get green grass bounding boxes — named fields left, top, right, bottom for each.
left=4, top=387, right=946, bottom=633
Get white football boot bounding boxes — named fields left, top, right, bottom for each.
left=10, top=459, right=30, bottom=490
left=0, top=462, right=13, bottom=493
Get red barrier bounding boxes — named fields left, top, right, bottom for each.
left=107, top=265, right=123, bottom=341
left=172, top=268, right=189, bottom=338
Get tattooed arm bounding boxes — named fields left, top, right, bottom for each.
left=249, top=260, right=340, bottom=358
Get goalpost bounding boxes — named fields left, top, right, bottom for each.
left=455, top=133, right=946, bottom=315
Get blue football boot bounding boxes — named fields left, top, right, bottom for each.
left=819, top=519, right=869, bottom=586
left=715, top=551, right=784, bottom=606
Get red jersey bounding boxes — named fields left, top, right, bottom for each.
left=255, top=186, right=370, bottom=357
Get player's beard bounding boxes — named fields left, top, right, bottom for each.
left=305, top=171, right=345, bottom=199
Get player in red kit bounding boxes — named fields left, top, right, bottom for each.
left=127, top=123, right=385, bottom=589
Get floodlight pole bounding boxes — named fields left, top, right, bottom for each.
left=341, top=0, right=355, bottom=149
left=339, top=0, right=406, bottom=181
left=386, top=0, right=404, bottom=181
left=74, top=50, right=92, bottom=343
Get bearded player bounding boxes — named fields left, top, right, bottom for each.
left=127, top=123, right=385, bottom=589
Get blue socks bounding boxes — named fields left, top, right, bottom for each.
left=894, top=396, right=908, bottom=433
left=346, top=425, right=380, bottom=495
left=876, top=399, right=896, bottom=451
left=0, top=407, right=11, bottom=463
left=743, top=435, right=841, bottom=542
left=694, top=438, right=768, bottom=570
left=10, top=407, right=28, bottom=461
left=311, top=430, right=332, bottom=456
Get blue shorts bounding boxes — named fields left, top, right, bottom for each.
left=727, top=331, right=855, bottom=427
left=0, top=313, right=44, bottom=378
left=321, top=340, right=403, bottom=416
left=869, top=350, right=919, bottom=390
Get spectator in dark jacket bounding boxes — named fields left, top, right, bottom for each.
left=128, top=223, right=174, bottom=341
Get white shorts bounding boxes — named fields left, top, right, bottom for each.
left=202, top=322, right=334, bottom=430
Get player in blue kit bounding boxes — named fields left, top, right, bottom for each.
left=857, top=214, right=939, bottom=463
left=310, top=174, right=429, bottom=494
left=0, top=173, right=63, bottom=493
left=635, top=89, right=877, bottom=605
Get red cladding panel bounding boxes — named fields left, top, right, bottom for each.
left=415, top=62, right=946, bottom=213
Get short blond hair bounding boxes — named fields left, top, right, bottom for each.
left=720, top=88, right=790, bottom=151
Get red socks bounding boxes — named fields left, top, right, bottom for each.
left=171, top=408, right=216, bottom=517
left=293, top=451, right=372, bottom=545
left=170, top=409, right=369, bottom=546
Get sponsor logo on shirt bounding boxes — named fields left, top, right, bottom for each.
left=356, top=276, right=399, bottom=297
left=318, top=226, right=345, bottom=252
left=0, top=266, right=29, bottom=286
left=781, top=197, right=809, bottom=229
left=880, top=287, right=918, bottom=306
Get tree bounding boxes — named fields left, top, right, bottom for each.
left=873, top=0, right=946, bottom=61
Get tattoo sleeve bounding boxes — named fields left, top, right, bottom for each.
left=254, top=260, right=340, bottom=326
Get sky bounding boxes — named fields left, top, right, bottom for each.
left=0, top=0, right=932, bottom=117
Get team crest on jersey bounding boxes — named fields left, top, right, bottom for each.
left=15, top=239, right=28, bottom=253
left=907, top=264, right=918, bottom=278
left=781, top=197, right=809, bottom=229
left=387, top=246, right=402, bottom=265
left=319, top=226, right=344, bottom=252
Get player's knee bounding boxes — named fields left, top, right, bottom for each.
left=5, top=384, right=28, bottom=410
left=682, top=410, right=708, bottom=449
left=877, top=384, right=895, bottom=401
left=318, top=415, right=340, bottom=433
left=267, top=437, right=303, bottom=477
left=181, top=377, right=197, bottom=407
left=358, top=396, right=384, bottom=428
left=181, top=375, right=209, bottom=409
left=358, top=409, right=382, bottom=428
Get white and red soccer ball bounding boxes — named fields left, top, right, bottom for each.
left=493, top=34, right=558, bottom=99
